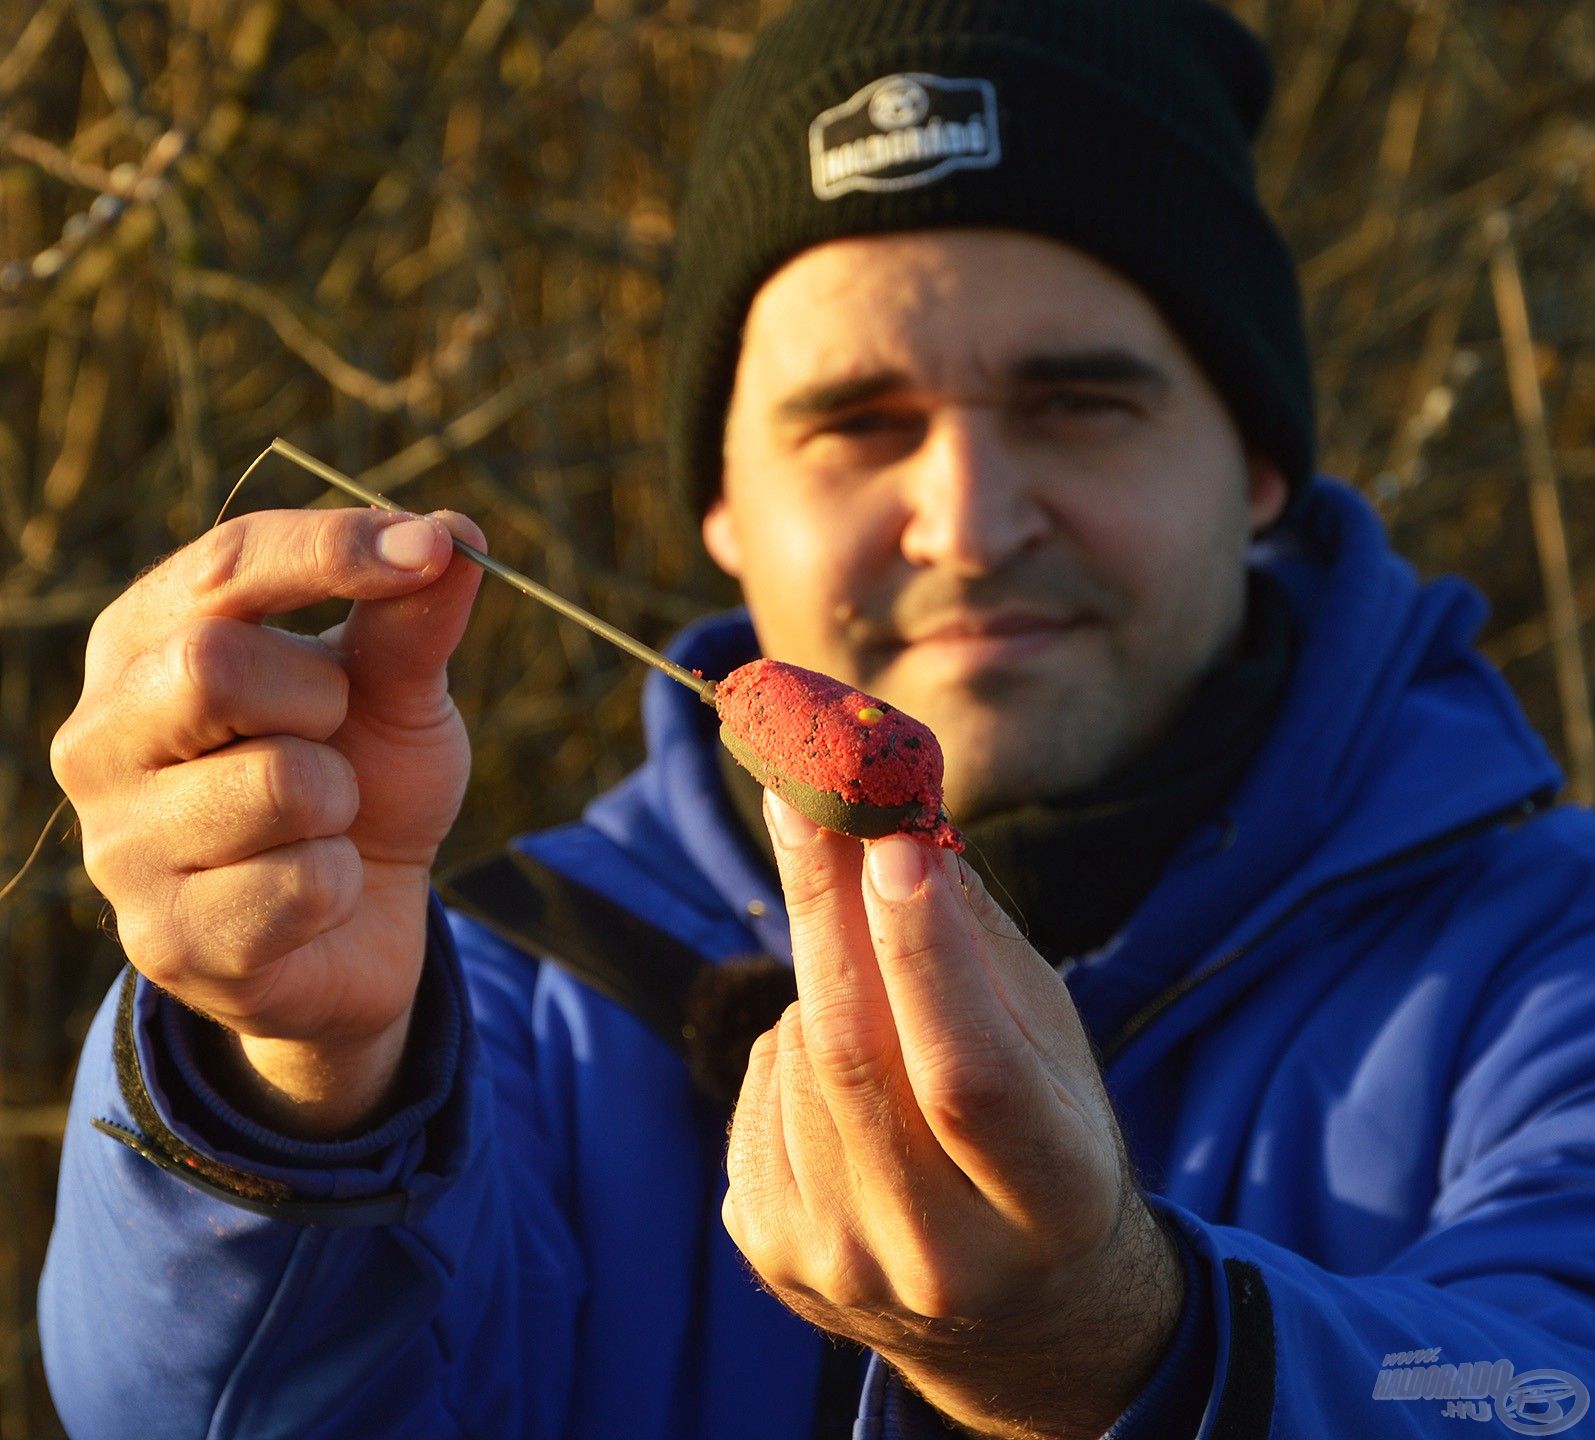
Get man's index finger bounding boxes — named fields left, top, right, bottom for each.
left=112, top=508, right=452, bottom=633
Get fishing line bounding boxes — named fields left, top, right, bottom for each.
left=946, top=819, right=1032, bottom=943
left=1, top=444, right=282, bottom=910
left=0, top=794, right=75, bottom=906
left=211, top=442, right=278, bottom=528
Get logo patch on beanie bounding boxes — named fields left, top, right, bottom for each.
left=809, top=74, right=1000, bottom=201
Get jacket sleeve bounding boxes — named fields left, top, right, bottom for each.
left=37, top=895, right=585, bottom=1440
left=1134, top=934, right=1595, bottom=1440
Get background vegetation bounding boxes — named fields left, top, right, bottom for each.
left=1, top=0, right=1591, bottom=1433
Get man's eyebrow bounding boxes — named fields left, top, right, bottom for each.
left=773, top=371, right=910, bottom=423
left=771, top=349, right=1172, bottom=423
left=1010, top=348, right=1172, bottom=395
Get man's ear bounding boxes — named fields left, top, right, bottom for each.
left=701, top=497, right=744, bottom=579
left=1246, top=453, right=1289, bottom=534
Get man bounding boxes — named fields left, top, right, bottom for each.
left=39, top=1, right=1595, bottom=1437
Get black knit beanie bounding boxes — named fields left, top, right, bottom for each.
left=665, top=0, right=1315, bottom=517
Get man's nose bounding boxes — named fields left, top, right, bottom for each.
left=897, top=409, right=1050, bottom=576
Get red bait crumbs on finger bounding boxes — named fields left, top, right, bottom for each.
left=715, top=658, right=963, bottom=851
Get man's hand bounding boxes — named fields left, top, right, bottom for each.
left=51, top=508, right=485, bottom=1136
left=723, top=792, right=1185, bottom=1440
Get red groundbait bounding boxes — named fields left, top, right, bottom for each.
left=714, top=658, right=963, bottom=852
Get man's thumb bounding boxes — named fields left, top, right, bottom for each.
left=329, top=511, right=488, bottom=722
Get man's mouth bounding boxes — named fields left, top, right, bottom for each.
left=896, top=610, right=1093, bottom=668
left=903, top=609, right=1086, bottom=644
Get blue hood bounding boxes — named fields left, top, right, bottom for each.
left=1126, top=477, right=1560, bottom=977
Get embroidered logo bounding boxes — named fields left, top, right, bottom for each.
left=808, top=73, right=1001, bottom=201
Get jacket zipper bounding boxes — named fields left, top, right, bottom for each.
left=1100, top=791, right=1553, bottom=1069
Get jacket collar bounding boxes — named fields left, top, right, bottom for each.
left=1120, top=476, right=1561, bottom=978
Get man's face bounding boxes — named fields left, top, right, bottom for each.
left=702, top=230, right=1287, bottom=823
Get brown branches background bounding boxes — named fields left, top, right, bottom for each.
left=0, top=1, right=1591, bottom=1433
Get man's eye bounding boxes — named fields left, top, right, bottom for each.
left=822, top=410, right=902, bottom=437
left=1032, top=391, right=1131, bottom=416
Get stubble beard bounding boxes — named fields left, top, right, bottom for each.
left=926, top=670, right=1143, bottom=824
left=930, top=619, right=1233, bottom=824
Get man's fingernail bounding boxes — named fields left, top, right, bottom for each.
left=375, top=517, right=439, bottom=571
left=764, top=789, right=818, bottom=848
left=866, top=835, right=926, bottom=901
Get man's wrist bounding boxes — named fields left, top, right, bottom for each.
left=885, top=1194, right=1188, bottom=1440
left=202, top=1007, right=418, bottom=1141
left=152, top=910, right=469, bottom=1172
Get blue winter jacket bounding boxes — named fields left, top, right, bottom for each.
left=40, top=477, right=1595, bottom=1438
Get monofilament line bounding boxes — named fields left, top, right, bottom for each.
left=264, top=438, right=719, bottom=706
left=0, top=793, right=73, bottom=906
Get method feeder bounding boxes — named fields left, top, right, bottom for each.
left=267, top=439, right=962, bottom=850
